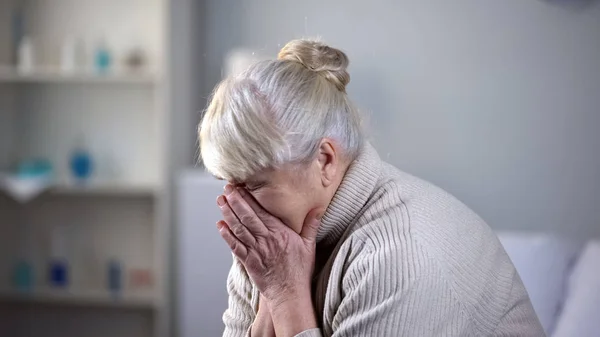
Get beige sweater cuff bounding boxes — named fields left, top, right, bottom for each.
left=294, top=328, right=322, bottom=337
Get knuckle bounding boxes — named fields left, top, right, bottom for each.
left=232, top=225, right=245, bottom=237
left=277, top=230, right=290, bottom=245
left=221, top=204, right=233, bottom=215
left=232, top=243, right=245, bottom=257
left=246, top=254, right=266, bottom=272
left=253, top=212, right=266, bottom=221
left=239, top=214, right=255, bottom=225
left=228, top=194, right=242, bottom=207
left=258, top=210, right=274, bottom=223
left=252, top=205, right=266, bottom=216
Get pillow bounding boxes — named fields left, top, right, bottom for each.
left=496, top=232, right=581, bottom=335
left=552, top=240, right=600, bottom=337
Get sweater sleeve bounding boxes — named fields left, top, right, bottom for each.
left=329, top=238, right=469, bottom=336
left=223, top=255, right=256, bottom=337
left=294, top=328, right=323, bottom=337
left=492, top=271, right=545, bottom=337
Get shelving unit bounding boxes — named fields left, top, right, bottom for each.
left=0, top=0, right=172, bottom=337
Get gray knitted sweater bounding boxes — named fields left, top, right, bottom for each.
left=223, top=144, right=544, bottom=337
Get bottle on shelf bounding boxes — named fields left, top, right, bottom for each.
left=129, top=267, right=153, bottom=290
left=61, top=36, right=86, bottom=74
left=10, top=2, right=25, bottom=65
left=107, top=258, right=123, bottom=295
left=48, top=226, right=70, bottom=289
left=17, top=36, right=35, bottom=74
left=94, top=38, right=112, bottom=74
left=69, top=136, right=94, bottom=184
left=124, top=46, right=147, bottom=72
left=12, top=260, right=34, bottom=291
left=12, top=216, right=36, bottom=291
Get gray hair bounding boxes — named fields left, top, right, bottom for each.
left=199, top=39, right=364, bottom=182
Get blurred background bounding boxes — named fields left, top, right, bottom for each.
left=0, top=0, right=599, bottom=336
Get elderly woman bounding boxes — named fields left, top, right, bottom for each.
left=199, top=39, right=544, bottom=337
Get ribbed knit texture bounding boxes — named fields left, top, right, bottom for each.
left=223, top=144, right=545, bottom=337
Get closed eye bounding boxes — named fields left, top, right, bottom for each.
left=245, top=182, right=267, bottom=192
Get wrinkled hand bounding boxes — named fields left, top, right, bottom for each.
left=216, top=184, right=323, bottom=305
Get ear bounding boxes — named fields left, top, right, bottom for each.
left=316, top=139, right=339, bottom=188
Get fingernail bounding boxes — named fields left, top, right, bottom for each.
left=224, top=184, right=234, bottom=195
left=216, top=221, right=223, bottom=230
left=217, top=195, right=226, bottom=206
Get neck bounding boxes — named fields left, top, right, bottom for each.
left=315, top=144, right=382, bottom=245
left=324, top=158, right=352, bottom=208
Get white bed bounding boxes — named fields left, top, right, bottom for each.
left=497, top=232, right=600, bottom=337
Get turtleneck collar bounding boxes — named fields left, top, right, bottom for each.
left=316, top=143, right=382, bottom=246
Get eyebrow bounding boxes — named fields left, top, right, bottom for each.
left=211, top=175, right=245, bottom=187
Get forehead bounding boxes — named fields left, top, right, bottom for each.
left=233, top=165, right=304, bottom=186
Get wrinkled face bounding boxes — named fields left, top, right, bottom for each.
left=233, top=161, right=325, bottom=234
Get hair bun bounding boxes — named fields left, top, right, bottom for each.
left=277, top=39, right=350, bottom=92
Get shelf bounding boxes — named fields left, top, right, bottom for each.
left=51, top=182, right=159, bottom=197
left=0, top=288, right=157, bottom=309
left=0, top=175, right=159, bottom=202
left=0, top=66, right=157, bottom=84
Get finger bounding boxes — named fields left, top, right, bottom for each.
left=224, top=185, right=269, bottom=236
left=236, top=187, right=272, bottom=224
left=217, top=195, right=257, bottom=247
left=217, top=221, right=248, bottom=260
left=300, top=208, right=325, bottom=243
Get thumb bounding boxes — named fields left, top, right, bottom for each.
left=300, top=208, right=325, bottom=243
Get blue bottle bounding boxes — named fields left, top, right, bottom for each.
left=49, top=258, right=69, bottom=288
left=48, top=226, right=70, bottom=288
left=108, top=259, right=122, bottom=295
left=13, top=223, right=35, bottom=292
left=94, top=39, right=112, bottom=74
left=12, top=260, right=34, bottom=291
left=70, top=149, right=93, bottom=182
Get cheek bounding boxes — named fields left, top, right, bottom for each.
left=253, top=192, right=294, bottom=218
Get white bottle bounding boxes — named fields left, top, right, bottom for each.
left=50, top=225, right=69, bottom=263
left=61, top=37, right=86, bottom=73
left=17, top=36, right=34, bottom=74
left=61, top=37, right=76, bottom=73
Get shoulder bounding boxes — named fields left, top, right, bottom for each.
left=341, top=160, right=509, bottom=291
left=337, top=172, right=443, bottom=288
left=345, top=162, right=523, bottom=324
left=352, top=161, right=498, bottom=258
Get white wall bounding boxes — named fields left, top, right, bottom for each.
left=197, top=0, right=600, bottom=237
